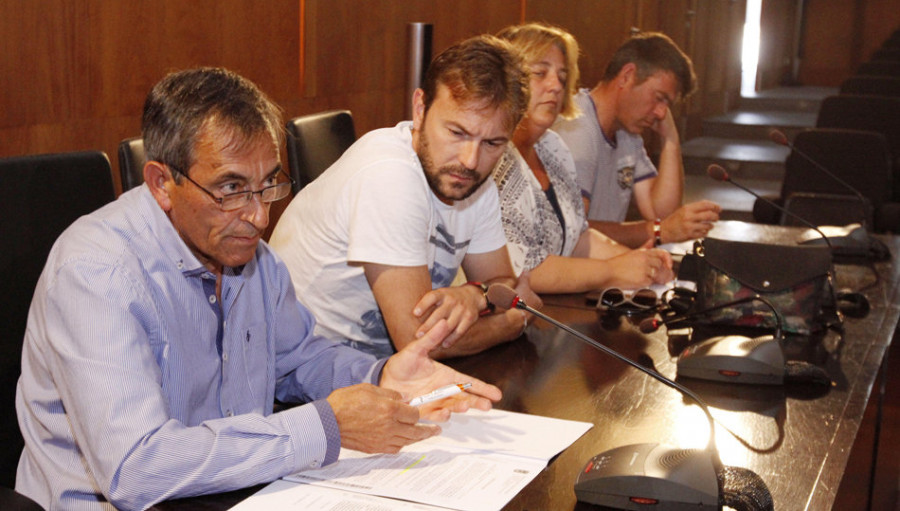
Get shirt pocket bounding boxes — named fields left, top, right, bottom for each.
left=236, top=321, right=271, bottom=412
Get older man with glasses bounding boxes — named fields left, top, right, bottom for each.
left=15, top=67, right=500, bottom=511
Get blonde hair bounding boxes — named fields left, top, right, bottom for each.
left=496, top=22, right=581, bottom=120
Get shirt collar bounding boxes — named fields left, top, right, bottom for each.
left=136, top=186, right=246, bottom=277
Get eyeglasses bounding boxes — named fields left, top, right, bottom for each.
left=170, top=164, right=294, bottom=211
left=597, top=287, right=659, bottom=312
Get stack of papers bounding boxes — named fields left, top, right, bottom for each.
left=230, top=409, right=592, bottom=511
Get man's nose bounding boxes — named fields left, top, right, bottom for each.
left=241, top=193, right=270, bottom=230
left=458, top=140, right=480, bottom=170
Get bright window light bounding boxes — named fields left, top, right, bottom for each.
left=741, top=0, right=762, bottom=96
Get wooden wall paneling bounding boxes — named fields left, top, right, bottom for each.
left=525, top=0, right=642, bottom=89
left=756, top=0, right=798, bottom=90
left=0, top=1, right=84, bottom=140
left=301, top=0, right=521, bottom=137
left=678, top=0, right=744, bottom=139
left=860, top=0, right=900, bottom=60
left=798, top=0, right=860, bottom=85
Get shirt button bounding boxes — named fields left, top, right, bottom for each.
left=222, top=353, right=229, bottom=362
left=176, top=261, right=184, bottom=269
left=208, top=295, right=217, bottom=304
left=226, top=410, right=234, bottom=417
left=310, top=460, right=320, bottom=468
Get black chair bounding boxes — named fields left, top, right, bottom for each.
left=0, top=151, right=115, bottom=502
left=780, top=192, right=871, bottom=228
left=816, top=95, right=900, bottom=185
left=752, top=128, right=898, bottom=232
left=840, top=76, right=900, bottom=97
left=0, top=487, right=42, bottom=511
left=285, top=110, right=356, bottom=194
left=872, top=47, right=900, bottom=62
left=117, top=136, right=146, bottom=192
left=856, top=60, right=900, bottom=77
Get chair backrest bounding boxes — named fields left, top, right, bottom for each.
left=872, top=47, right=900, bottom=62
left=815, top=95, right=900, bottom=179
left=780, top=128, right=893, bottom=211
left=839, top=75, right=900, bottom=98
left=0, top=151, right=115, bottom=488
left=856, top=60, right=900, bottom=77
left=285, top=110, right=356, bottom=194
left=117, top=136, right=146, bottom=192
left=781, top=192, right=871, bottom=228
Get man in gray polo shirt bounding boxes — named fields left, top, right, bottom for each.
left=555, top=32, right=720, bottom=248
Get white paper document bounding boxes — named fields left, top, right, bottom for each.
left=229, top=408, right=592, bottom=511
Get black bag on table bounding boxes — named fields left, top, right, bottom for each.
left=676, top=237, right=837, bottom=335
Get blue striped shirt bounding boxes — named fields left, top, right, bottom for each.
left=16, top=186, right=382, bottom=510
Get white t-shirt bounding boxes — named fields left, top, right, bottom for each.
left=493, top=131, right=587, bottom=274
left=269, top=121, right=507, bottom=358
left=553, top=89, right=657, bottom=222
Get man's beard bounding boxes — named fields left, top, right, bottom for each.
left=417, top=124, right=490, bottom=203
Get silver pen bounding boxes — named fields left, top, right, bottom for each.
left=408, top=383, right=472, bottom=407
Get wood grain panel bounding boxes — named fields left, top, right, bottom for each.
left=2, top=0, right=892, bottom=197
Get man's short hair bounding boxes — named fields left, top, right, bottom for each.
left=420, top=35, right=529, bottom=132
left=496, top=22, right=582, bottom=120
left=142, top=67, right=283, bottom=177
left=603, top=32, right=697, bottom=99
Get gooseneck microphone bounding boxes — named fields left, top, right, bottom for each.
left=706, top=164, right=833, bottom=251
left=768, top=128, right=870, bottom=226
left=487, top=284, right=775, bottom=510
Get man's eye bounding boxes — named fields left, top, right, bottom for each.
left=449, top=128, right=465, bottom=137
left=221, top=183, right=242, bottom=194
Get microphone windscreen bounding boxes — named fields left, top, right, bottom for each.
left=768, top=128, right=789, bottom=146
left=486, top=284, right=520, bottom=310
left=638, top=317, right=661, bottom=334
left=706, top=164, right=729, bottom=182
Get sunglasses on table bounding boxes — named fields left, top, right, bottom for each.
left=595, top=287, right=660, bottom=314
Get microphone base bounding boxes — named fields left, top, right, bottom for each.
left=575, top=443, right=719, bottom=510
left=796, top=223, right=889, bottom=260
left=677, top=334, right=785, bottom=386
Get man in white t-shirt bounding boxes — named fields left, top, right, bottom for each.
left=271, top=36, right=537, bottom=359
left=554, top=32, right=721, bottom=248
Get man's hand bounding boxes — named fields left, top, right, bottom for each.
left=650, top=106, right=680, bottom=144
left=413, top=284, right=485, bottom=348
left=660, top=200, right=721, bottom=243
left=326, top=383, right=439, bottom=454
left=604, top=248, right=674, bottom=288
left=382, top=320, right=502, bottom=422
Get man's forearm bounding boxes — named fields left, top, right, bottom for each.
left=587, top=219, right=653, bottom=249
left=647, top=138, right=684, bottom=218
left=428, top=310, right=523, bottom=359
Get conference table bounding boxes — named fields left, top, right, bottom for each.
left=152, top=221, right=900, bottom=511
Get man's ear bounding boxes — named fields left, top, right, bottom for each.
left=411, top=88, right=426, bottom=131
left=144, top=161, right=174, bottom=212
left=619, top=62, right=637, bottom=88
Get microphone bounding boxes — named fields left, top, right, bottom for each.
left=768, top=128, right=871, bottom=226
left=641, top=294, right=830, bottom=386
left=706, top=164, right=833, bottom=252
left=486, top=285, right=775, bottom=510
